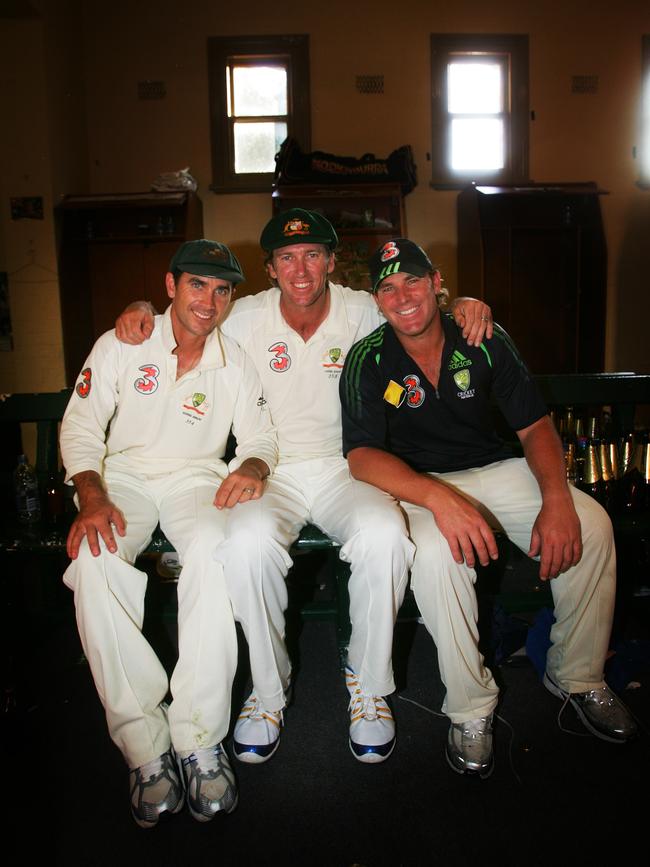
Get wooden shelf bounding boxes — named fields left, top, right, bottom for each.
left=457, top=183, right=607, bottom=374
left=271, top=183, right=405, bottom=291
left=55, top=191, right=203, bottom=384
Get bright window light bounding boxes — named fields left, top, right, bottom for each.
left=232, top=66, right=287, bottom=117
left=430, top=35, right=528, bottom=185
left=234, top=121, right=288, bottom=173
left=448, top=62, right=502, bottom=114
left=450, top=118, right=504, bottom=170
left=643, top=68, right=650, bottom=179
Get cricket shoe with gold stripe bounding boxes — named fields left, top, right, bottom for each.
left=233, top=691, right=284, bottom=764
left=346, top=667, right=396, bottom=764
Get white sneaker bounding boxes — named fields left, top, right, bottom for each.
left=129, top=749, right=184, bottom=828
left=232, top=691, right=284, bottom=764
left=157, top=551, right=182, bottom=581
left=446, top=714, right=494, bottom=778
left=345, top=667, right=396, bottom=764
left=180, top=743, right=238, bottom=822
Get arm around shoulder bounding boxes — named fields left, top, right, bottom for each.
left=448, top=296, right=494, bottom=346
left=115, top=300, right=157, bottom=344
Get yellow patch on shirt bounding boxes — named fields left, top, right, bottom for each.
left=383, top=380, right=406, bottom=408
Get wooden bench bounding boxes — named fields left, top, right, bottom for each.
left=1, top=373, right=649, bottom=690
left=0, top=388, right=355, bottom=673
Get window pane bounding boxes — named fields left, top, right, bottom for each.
left=644, top=68, right=650, bottom=177
left=233, top=66, right=287, bottom=116
left=448, top=62, right=502, bottom=114
left=234, top=121, right=288, bottom=173
left=644, top=119, right=650, bottom=178
left=450, top=118, right=504, bottom=170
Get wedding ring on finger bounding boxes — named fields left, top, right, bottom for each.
left=243, top=487, right=255, bottom=494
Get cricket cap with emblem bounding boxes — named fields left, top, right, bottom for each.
left=169, top=239, right=245, bottom=284
left=368, top=238, right=437, bottom=292
left=260, top=207, right=339, bottom=252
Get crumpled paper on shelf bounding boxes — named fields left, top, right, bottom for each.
left=151, top=167, right=198, bottom=192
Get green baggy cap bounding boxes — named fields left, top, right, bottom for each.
left=260, top=208, right=338, bottom=253
left=169, top=239, right=245, bottom=284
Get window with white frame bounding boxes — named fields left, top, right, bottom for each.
left=430, top=34, right=529, bottom=188
left=208, top=35, right=310, bottom=193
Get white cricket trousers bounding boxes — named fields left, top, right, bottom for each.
left=403, top=458, right=616, bottom=723
left=216, top=457, right=415, bottom=710
left=63, top=462, right=238, bottom=769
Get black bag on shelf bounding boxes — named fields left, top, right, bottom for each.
left=274, top=137, right=417, bottom=195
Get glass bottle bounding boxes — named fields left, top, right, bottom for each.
left=574, top=417, right=588, bottom=485
left=606, top=439, right=621, bottom=482
left=564, top=442, right=577, bottom=485
left=578, top=441, right=605, bottom=506
left=13, top=454, right=41, bottom=523
left=617, top=432, right=644, bottom=512
left=564, top=406, right=576, bottom=444
left=597, top=440, right=616, bottom=512
left=639, top=431, right=650, bottom=511
left=45, top=471, right=65, bottom=525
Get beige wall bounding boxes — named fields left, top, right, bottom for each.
left=0, top=14, right=63, bottom=394
left=0, top=0, right=87, bottom=394
left=1, top=0, right=649, bottom=394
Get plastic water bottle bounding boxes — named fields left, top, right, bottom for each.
left=13, top=454, right=41, bottom=523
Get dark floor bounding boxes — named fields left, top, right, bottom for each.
left=3, top=553, right=650, bottom=867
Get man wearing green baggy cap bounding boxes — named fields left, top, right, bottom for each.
left=115, top=210, right=493, bottom=766
left=60, top=240, right=277, bottom=826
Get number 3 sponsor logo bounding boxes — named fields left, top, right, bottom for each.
left=134, top=364, right=160, bottom=394
left=76, top=367, right=92, bottom=398
left=403, top=374, right=425, bottom=408
left=268, top=342, right=291, bottom=372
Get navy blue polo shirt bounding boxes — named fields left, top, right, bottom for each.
left=340, top=313, right=548, bottom=474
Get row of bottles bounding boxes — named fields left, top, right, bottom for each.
left=552, top=407, right=650, bottom=513
left=12, top=454, right=65, bottom=525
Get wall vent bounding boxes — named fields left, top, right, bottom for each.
left=571, top=75, right=599, bottom=94
left=138, top=80, right=166, bottom=100
left=356, top=75, right=384, bottom=95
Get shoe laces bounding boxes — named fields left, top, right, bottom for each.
left=459, top=716, right=492, bottom=738
left=136, top=752, right=168, bottom=783
left=349, top=690, right=379, bottom=721
left=185, top=745, right=226, bottom=778
left=581, top=686, right=616, bottom=706
left=399, top=695, right=522, bottom=786
left=553, top=690, right=597, bottom=739
left=348, top=689, right=392, bottom=724
left=240, top=693, right=283, bottom=727
left=345, top=668, right=391, bottom=722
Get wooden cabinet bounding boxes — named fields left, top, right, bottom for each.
left=55, top=191, right=203, bottom=384
left=272, top=183, right=405, bottom=291
left=457, top=183, right=607, bottom=375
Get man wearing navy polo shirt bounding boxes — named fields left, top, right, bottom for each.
left=340, top=238, right=637, bottom=777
